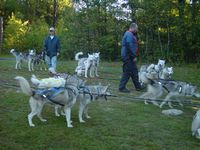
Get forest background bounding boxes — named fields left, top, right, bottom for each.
left=0, top=0, right=199, bottom=64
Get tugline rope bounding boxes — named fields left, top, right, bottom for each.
left=1, top=82, right=200, bottom=107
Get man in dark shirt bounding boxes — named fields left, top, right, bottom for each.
left=119, top=23, right=144, bottom=93
left=43, top=27, right=61, bottom=71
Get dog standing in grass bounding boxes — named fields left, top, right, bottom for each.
left=15, top=76, right=79, bottom=128
left=10, top=49, right=36, bottom=71
left=75, top=52, right=100, bottom=78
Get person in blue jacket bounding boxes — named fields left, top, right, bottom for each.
left=43, top=27, right=61, bottom=71
left=119, top=23, right=145, bottom=93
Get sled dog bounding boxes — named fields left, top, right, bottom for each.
left=15, top=76, right=79, bottom=127
left=10, top=49, right=36, bottom=71
left=75, top=52, right=100, bottom=78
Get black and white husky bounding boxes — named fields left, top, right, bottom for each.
left=10, top=49, right=36, bottom=71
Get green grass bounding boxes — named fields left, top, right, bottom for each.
left=0, top=58, right=200, bottom=149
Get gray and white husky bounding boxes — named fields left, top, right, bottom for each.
left=10, top=49, right=36, bottom=71
left=15, top=76, right=79, bottom=128
left=139, top=70, right=197, bottom=108
left=78, top=85, right=109, bottom=123
left=159, top=80, right=197, bottom=108
left=54, top=83, right=110, bottom=123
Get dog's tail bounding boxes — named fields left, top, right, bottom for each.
left=15, top=76, right=32, bottom=96
left=75, top=52, right=83, bottom=61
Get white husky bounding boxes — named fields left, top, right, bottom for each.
left=15, top=76, right=79, bottom=128
left=75, top=52, right=100, bottom=78
left=159, top=67, right=173, bottom=80
left=139, top=59, right=166, bottom=83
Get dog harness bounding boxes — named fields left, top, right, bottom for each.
left=33, top=87, right=65, bottom=106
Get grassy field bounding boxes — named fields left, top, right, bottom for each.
left=0, top=56, right=200, bottom=149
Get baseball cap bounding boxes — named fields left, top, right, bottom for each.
left=49, top=27, right=55, bottom=31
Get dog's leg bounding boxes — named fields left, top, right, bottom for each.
left=79, top=102, right=86, bottom=123
left=28, top=97, right=39, bottom=127
left=28, top=60, right=31, bottom=71
left=64, top=107, right=73, bottom=127
left=95, top=67, right=99, bottom=77
left=85, top=65, right=88, bottom=78
left=55, top=105, right=61, bottom=117
left=89, top=66, right=93, bottom=78
left=160, top=94, right=172, bottom=108
left=84, top=105, right=91, bottom=119
left=140, top=92, right=151, bottom=105
left=19, top=61, right=22, bottom=69
left=15, top=61, right=18, bottom=69
left=36, top=101, right=47, bottom=122
left=31, top=61, right=34, bottom=71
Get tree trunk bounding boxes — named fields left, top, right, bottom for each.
left=0, top=17, right=3, bottom=54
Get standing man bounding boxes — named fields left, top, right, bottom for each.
left=119, top=23, right=145, bottom=93
left=43, top=27, right=60, bottom=71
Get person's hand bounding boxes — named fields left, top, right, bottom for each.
left=133, top=57, right=137, bottom=62
left=57, top=52, right=60, bottom=56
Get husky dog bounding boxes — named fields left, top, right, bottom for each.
left=139, top=71, right=163, bottom=106
left=139, top=59, right=166, bottom=74
left=15, top=76, right=80, bottom=128
left=139, top=59, right=166, bottom=83
left=159, top=67, right=173, bottom=80
left=78, top=84, right=109, bottom=123
left=10, top=49, right=36, bottom=71
left=33, top=51, right=47, bottom=71
left=91, top=52, right=100, bottom=77
left=75, top=52, right=100, bottom=78
left=159, top=80, right=197, bottom=108
left=31, top=73, right=86, bottom=118
left=192, top=110, right=200, bottom=139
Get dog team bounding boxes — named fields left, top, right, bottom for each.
left=14, top=56, right=200, bottom=139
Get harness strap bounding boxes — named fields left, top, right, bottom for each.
left=42, top=94, right=64, bottom=106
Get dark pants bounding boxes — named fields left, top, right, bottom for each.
left=119, top=59, right=141, bottom=90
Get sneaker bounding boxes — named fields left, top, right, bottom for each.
left=136, top=85, right=146, bottom=91
left=119, top=88, right=130, bottom=93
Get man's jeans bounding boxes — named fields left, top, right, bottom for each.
left=45, top=55, right=57, bottom=70
left=119, top=59, right=141, bottom=90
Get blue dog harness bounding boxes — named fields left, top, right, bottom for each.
left=33, top=87, right=65, bottom=106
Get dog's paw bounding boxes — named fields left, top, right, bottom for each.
left=29, top=124, right=35, bottom=127
left=86, top=115, right=91, bottom=119
left=67, top=124, right=73, bottom=128
left=41, top=119, right=47, bottom=122
left=55, top=113, right=60, bottom=117
left=80, top=119, right=85, bottom=123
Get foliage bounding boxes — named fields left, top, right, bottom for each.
left=0, top=0, right=200, bottom=63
